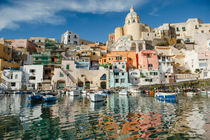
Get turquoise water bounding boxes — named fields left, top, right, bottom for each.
left=0, top=94, right=209, bottom=139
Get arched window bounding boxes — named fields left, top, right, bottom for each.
left=133, top=19, right=136, bottom=23
left=131, top=43, right=136, bottom=51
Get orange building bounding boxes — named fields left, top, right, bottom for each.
left=99, top=51, right=138, bottom=70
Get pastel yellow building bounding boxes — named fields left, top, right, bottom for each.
left=0, top=44, right=20, bottom=83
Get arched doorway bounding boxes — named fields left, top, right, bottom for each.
left=100, top=82, right=106, bottom=89
left=78, top=81, right=83, bottom=87
left=85, top=81, right=90, bottom=89
left=131, top=43, right=136, bottom=51
left=57, top=81, right=65, bottom=89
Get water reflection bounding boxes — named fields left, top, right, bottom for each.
left=0, top=93, right=209, bottom=139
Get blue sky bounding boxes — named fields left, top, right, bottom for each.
left=0, top=0, right=209, bottom=42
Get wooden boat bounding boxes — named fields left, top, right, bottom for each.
left=119, top=90, right=129, bottom=95
left=43, top=95, right=57, bottom=102
left=155, top=92, right=177, bottom=101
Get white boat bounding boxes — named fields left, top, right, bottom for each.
left=119, top=90, right=129, bottom=95
left=67, top=90, right=80, bottom=96
left=89, top=91, right=107, bottom=102
left=185, top=92, right=197, bottom=97
left=155, top=92, right=177, bottom=100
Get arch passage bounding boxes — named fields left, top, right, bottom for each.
left=100, top=82, right=106, bottom=89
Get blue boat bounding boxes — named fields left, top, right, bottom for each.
left=155, top=92, right=177, bottom=101
left=43, top=95, right=57, bottom=102
left=28, top=94, right=43, bottom=102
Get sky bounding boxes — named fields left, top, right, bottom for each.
left=0, top=0, right=209, bottom=42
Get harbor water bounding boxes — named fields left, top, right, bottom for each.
left=0, top=93, right=210, bottom=139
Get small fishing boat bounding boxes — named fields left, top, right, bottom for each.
left=200, top=90, right=207, bottom=96
left=28, top=93, right=43, bottom=102
left=184, top=92, right=197, bottom=97
left=67, top=89, right=80, bottom=96
left=155, top=92, right=177, bottom=101
left=43, top=95, right=57, bottom=102
left=119, top=90, right=129, bottom=95
left=89, top=91, right=107, bottom=102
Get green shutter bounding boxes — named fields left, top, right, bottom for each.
left=66, top=64, right=70, bottom=70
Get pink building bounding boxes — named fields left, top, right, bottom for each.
left=11, top=39, right=37, bottom=54
left=138, top=50, right=159, bottom=70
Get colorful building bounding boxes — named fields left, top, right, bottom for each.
left=109, top=62, right=131, bottom=88
left=138, top=50, right=160, bottom=85
left=99, top=51, right=138, bottom=70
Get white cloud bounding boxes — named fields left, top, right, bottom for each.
left=0, top=0, right=148, bottom=31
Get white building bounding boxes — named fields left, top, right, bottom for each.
left=23, top=65, right=44, bottom=90
left=183, top=50, right=199, bottom=73
left=129, top=69, right=140, bottom=86
left=1, top=69, right=23, bottom=90
left=61, top=30, right=80, bottom=45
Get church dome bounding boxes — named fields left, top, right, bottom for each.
left=125, top=7, right=141, bottom=24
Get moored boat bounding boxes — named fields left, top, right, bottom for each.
left=201, top=90, right=207, bottom=96
left=89, top=91, right=107, bottom=102
left=119, top=90, right=129, bottom=95
left=155, top=92, right=177, bottom=101
left=184, top=92, right=197, bottom=97
left=28, top=93, right=43, bottom=102
left=67, top=90, right=80, bottom=96
left=43, top=95, right=57, bottom=102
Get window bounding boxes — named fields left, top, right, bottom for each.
left=39, top=40, right=41, bottom=42
left=15, top=74, right=18, bottom=79
left=122, top=72, right=124, bottom=76
left=32, top=40, right=35, bottom=43
left=122, top=65, right=125, bottom=68
left=119, top=62, right=121, bottom=64
left=38, top=46, right=41, bottom=48
left=68, top=40, right=70, bottom=42
left=147, top=54, right=150, bottom=58
left=129, top=58, right=132, bottom=60
left=100, top=74, right=106, bottom=80
left=74, top=35, right=77, bottom=39
left=201, top=30, right=204, bottom=33
left=60, top=72, right=64, bottom=77
left=121, top=79, right=125, bottom=83
left=176, top=27, right=179, bottom=31
left=30, top=69, right=35, bottom=73
left=182, top=27, right=186, bottom=31
left=29, top=76, right=36, bottom=80
left=128, top=20, right=130, bottom=24
left=104, top=59, right=106, bottom=62
left=195, top=25, right=198, bottom=29
left=115, top=79, right=119, bottom=83
left=148, top=64, right=153, bottom=68
left=109, top=58, right=111, bottom=60
left=93, top=52, right=96, bottom=55
left=154, top=72, right=158, bottom=75
left=133, top=19, right=135, bottom=23
left=11, top=82, right=16, bottom=87
left=114, top=66, right=117, bottom=69
left=68, top=35, right=71, bottom=39
left=66, top=64, right=70, bottom=70
left=120, top=57, right=122, bottom=60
